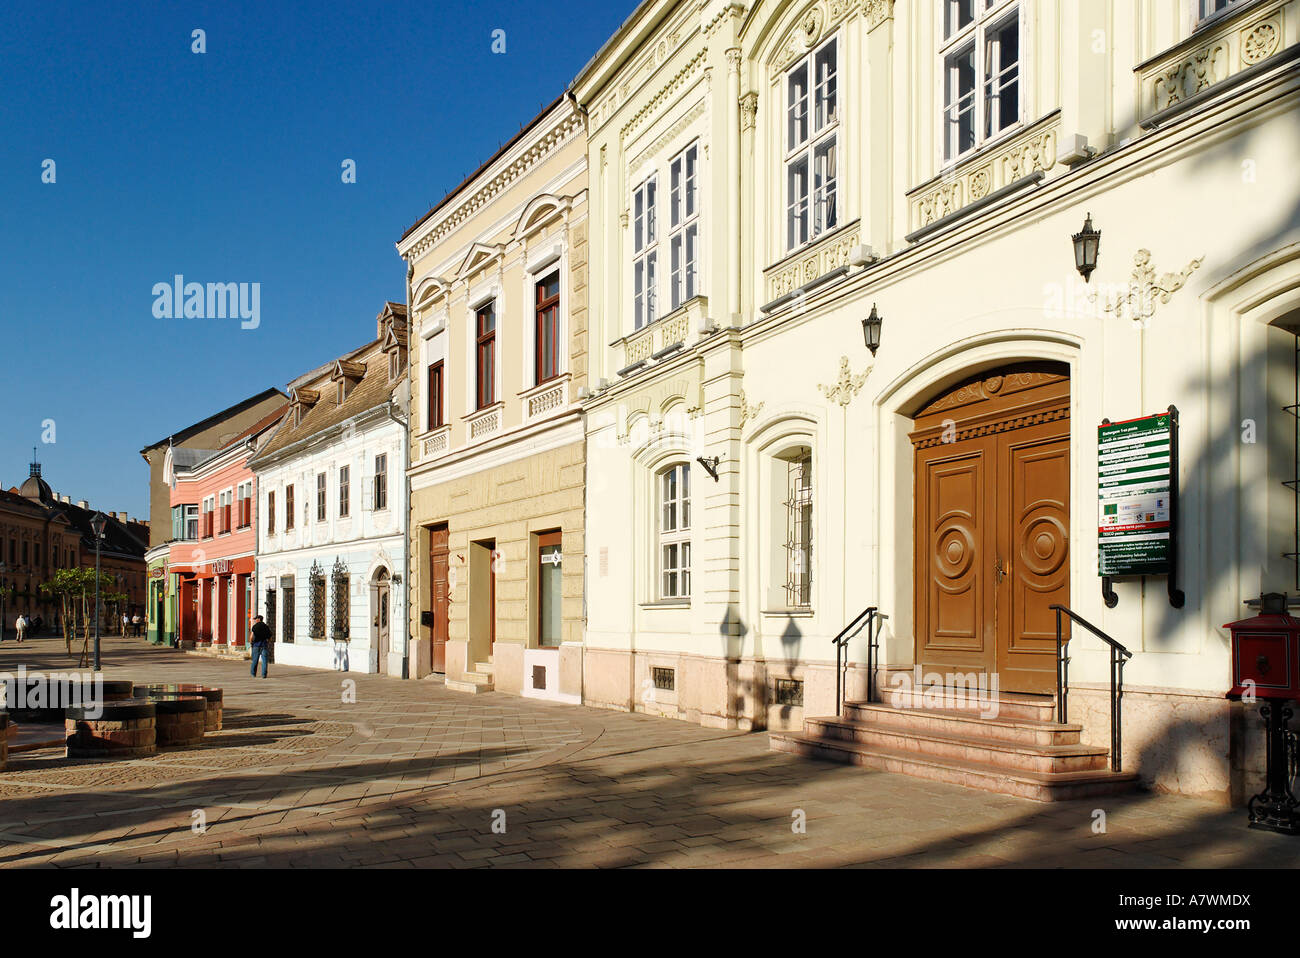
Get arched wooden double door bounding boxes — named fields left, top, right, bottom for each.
left=911, top=362, right=1070, bottom=694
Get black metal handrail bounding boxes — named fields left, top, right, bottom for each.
left=832, top=606, right=882, bottom=715
left=1051, top=603, right=1133, bottom=772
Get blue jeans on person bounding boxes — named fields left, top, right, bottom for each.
left=250, top=641, right=269, bottom=678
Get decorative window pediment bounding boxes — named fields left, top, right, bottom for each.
left=514, top=193, right=572, bottom=240
left=457, top=243, right=506, bottom=281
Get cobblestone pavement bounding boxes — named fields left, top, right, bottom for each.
left=0, top=635, right=1297, bottom=868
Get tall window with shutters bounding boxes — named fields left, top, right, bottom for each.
left=476, top=302, right=496, bottom=409
left=427, top=360, right=445, bottom=429
left=535, top=272, right=561, bottom=385
left=787, top=35, right=838, bottom=251
left=285, top=484, right=295, bottom=531
left=339, top=465, right=350, bottom=518
left=373, top=454, right=388, bottom=512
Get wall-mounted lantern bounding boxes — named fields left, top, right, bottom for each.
left=1073, top=212, right=1101, bottom=282
left=862, top=304, right=883, bottom=356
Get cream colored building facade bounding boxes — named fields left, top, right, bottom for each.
left=398, top=97, right=589, bottom=702
left=574, top=0, right=1300, bottom=799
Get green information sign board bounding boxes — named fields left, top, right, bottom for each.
left=1098, top=412, right=1174, bottom=577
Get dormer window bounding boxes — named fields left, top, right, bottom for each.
left=291, top=388, right=320, bottom=427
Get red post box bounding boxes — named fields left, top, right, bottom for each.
left=1224, top=598, right=1300, bottom=701
left=1225, top=593, right=1300, bottom=835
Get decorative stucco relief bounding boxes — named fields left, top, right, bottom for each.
left=818, top=356, right=870, bottom=407
left=767, top=227, right=860, bottom=302
left=738, top=389, right=765, bottom=427
left=1093, top=249, right=1205, bottom=325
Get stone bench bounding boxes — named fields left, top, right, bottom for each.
left=65, top=699, right=156, bottom=759
left=136, top=684, right=223, bottom=732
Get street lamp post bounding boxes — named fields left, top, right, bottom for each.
left=91, top=512, right=107, bottom=671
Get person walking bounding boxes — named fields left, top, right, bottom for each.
left=249, top=615, right=272, bottom=678
left=131, top=613, right=141, bottom=637
left=15, top=613, right=28, bottom=643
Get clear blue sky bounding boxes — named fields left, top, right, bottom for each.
left=0, top=0, right=634, bottom=519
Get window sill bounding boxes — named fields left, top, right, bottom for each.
left=640, top=599, right=691, bottom=609
left=761, top=608, right=814, bottom=618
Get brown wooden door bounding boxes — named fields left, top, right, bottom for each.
left=375, top=574, right=390, bottom=667
left=429, top=525, right=449, bottom=674
left=912, top=364, right=1070, bottom=694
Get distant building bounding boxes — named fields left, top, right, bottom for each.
left=2, top=460, right=148, bottom=633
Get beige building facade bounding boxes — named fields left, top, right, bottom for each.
left=398, top=96, right=589, bottom=702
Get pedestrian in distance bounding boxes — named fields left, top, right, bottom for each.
left=250, top=615, right=272, bottom=678
left=132, top=613, right=141, bottom=637
left=15, top=613, right=27, bottom=643
left=121, top=612, right=129, bottom=636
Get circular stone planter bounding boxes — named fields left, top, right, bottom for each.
left=135, top=684, right=223, bottom=732
left=144, top=694, right=207, bottom=747
left=65, top=698, right=157, bottom=759
left=5, top=677, right=134, bottom=724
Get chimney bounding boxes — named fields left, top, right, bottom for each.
left=78, top=500, right=88, bottom=509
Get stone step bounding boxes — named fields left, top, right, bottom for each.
left=473, top=661, right=495, bottom=675
left=804, top=716, right=1109, bottom=775
left=870, top=686, right=1058, bottom=722
left=843, top=702, right=1082, bottom=747
left=445, top=677, right=494, bottom=694
left=770, top=732, right=1138, bottom=802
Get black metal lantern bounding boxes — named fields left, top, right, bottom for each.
left=862, top=304, right=883, bottom=356
left=1072, top=212, right=1101, bottom=282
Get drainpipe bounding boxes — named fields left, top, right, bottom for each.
left=390, top=261, right=415, bottom=680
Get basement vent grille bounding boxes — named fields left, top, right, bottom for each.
left=774, top=678, right=804, bottom=707
left=652, top=667, right=675, bottom=691
left=532, top=665, right=547, bottom=690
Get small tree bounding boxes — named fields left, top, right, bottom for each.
left=40, top=569, right=124, bottom=659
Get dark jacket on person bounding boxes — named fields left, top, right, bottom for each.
left=250, top=621, right=272, bottom=645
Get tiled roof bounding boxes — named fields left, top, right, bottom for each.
left=140, top=387, right=287, bottom=454
left=252, top=340, right=402, bottom=463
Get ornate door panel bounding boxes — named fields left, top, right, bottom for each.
left=914, top=437, right=996, bottom=676
left=429, top=525, right=449, bottom=674
left=996, top=425, right=1070, bottom=693
left=911, top=363, right=1070, bottom=693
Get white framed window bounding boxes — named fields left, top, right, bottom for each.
left=633, top=176, right=658, bottom=329
left=1199, top=0, right=1240, bottom=20
left=941, top=0, right=1021, bottom=163
left=787, top=35, right=839, bottom=251
left=668, top=143, right=700, bottom=311
left=658, top=463, right=691, bottom=599
left=339, top=465, right=350, bottom=518
left=316, top=472, right=327, bottom=522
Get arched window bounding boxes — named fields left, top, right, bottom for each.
left=658, top=462, right=692, bottom=599
left=780, top=446, right=814, bottom=607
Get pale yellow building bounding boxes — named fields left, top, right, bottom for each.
left=397, top=96, right=589, bottom=701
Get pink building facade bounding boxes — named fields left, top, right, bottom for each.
left=165, top=408, right=283, bottom=651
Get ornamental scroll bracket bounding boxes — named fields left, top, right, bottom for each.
left=818, top=356, right=871, bottom=407
left=1091, top=249, right=1204, bottom=326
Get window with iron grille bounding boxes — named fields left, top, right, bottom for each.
left=308, top=561, right=326, bottom=639
left=264, top=587, right=276, bottom=640
left=652, top=666, right=675, bottom=691
left=774, top=678, right=804, bottom=707
left=784, top=449, right=813, bottom=607
left=331, top=558, right=350, bottom=640
left=280, top=575, right=295, bottom=644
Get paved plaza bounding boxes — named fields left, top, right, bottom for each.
left=0, top=635, right=1295, bottom=868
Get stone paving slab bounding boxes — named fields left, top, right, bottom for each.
left=0, top=635, right=1297, bottom=868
